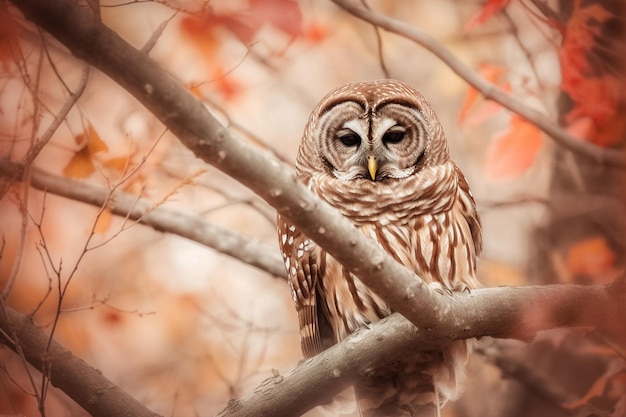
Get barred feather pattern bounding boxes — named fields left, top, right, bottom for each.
left=277, top=80, right=481, bottom=417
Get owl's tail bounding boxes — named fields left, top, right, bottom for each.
left=318, top=387, right=360, bottom=417
left=352, top=339, right=472, bottom=417
left=352, top=354, right=440, bottom=417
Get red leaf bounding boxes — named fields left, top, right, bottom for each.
left=459, top=64, right=509, bottom=124
left=484, top=115, right=543, bottom=180
left=248, top=0, right=302, bottom=38
left=465, top=0, right=510, bottom=30
left=0, top=4, right=22, bottom=71
left=302, top=21, right=328, bottom=44
left=179, top=13, right=222, bottom=58
left=210, top=66, right=244, bottom=102
left=180, top=0, right=302, bottom=50
left=558, top=0, right=622, bottom=146
left=566, top=236, right=616, bottom=278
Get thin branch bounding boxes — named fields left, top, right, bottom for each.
left=0, top=303, right=163, bottom=417
left=0, top=159, right=286, bottom=279
left=2, top=167, right=31, bottom=298
left=140, top=11, right=177, bottom=54
left=330, top=0, right=626, bottom=168
left=21, top=64, right=90, bottom=166
left=359, top=0, right=390, bottom=78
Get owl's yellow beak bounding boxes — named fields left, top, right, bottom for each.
left=367, top=156, right=378, bottom=181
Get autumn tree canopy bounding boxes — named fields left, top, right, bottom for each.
left=0, top=0, right=624, bottom=417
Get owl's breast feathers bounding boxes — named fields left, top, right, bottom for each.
left=280, top=157, right=481, bottom=412
left=280, top=80, right=482, bottom=415
left=302, top=160, right=481, bottom=333
left=311, top=162, right=459, bottom=225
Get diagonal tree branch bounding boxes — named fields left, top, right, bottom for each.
left=0, top=160, right=286, bottom=279
left=330, top=0, right=626, bottom=168
left=10, top=0, right=455, bottom=333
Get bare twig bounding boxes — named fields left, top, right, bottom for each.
left=0, top=159, right=286, bottom=279
left=140, top=11, right=177, bottom=54
left=21, top=65, right=90, bottom=166
left=329, top=0, right=625, bottom=168
left=359, top=0, right=390, bottom=78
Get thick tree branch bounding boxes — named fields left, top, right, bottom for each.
left=2, top=281, right=621, bottom=417
left=0, top=159, right=286, bottom=279
left=330, top=0, right=626, bottom=168
left=0, top=302, right=162, bottom=417
left=218, top=281, right=626, bottom=417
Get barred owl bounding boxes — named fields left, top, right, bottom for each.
left=277, top=79, right=481, bottom=417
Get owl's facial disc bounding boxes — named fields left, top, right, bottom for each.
left=318, top=100, right=428, bottom=182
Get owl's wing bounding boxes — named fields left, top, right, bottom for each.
left=454, top=163, right=483, bottom=256
left=277, top=215, right=333, bottom=358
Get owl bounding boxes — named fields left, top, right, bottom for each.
left=277, top=79, right=482, bottom=417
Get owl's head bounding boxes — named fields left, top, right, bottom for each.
left=296, top=79, right=450, bottom=183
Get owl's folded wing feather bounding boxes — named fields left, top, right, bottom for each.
left=277, top=215, right=333, bottom=358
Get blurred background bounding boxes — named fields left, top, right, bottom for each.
left=0, top=0, right=624, bottom=416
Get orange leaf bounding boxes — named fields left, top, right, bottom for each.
left=465, top=0, right=510, bottom=30
left=484, top=115, right=543, bottom=180
left=461, top=100, right=504, bottom=127
left=94, top=208, right=113, bottom=234
left=459, top=64, right=508, bottom=124
left=566, top=236, right=616, bottom=277
left=103, top=156, right=130, bottom=173
left=181, top=0, right=302, bottom=53
left=63, top=147, right=95, bottom=179
left=85, top=124, right=108, bottom=154
left=63, top=124, right=108, bottom=179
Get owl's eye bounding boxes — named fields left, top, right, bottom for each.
left=337, top=131, right=361, bottom=147
left=382, top=127, right=406, bottom=145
